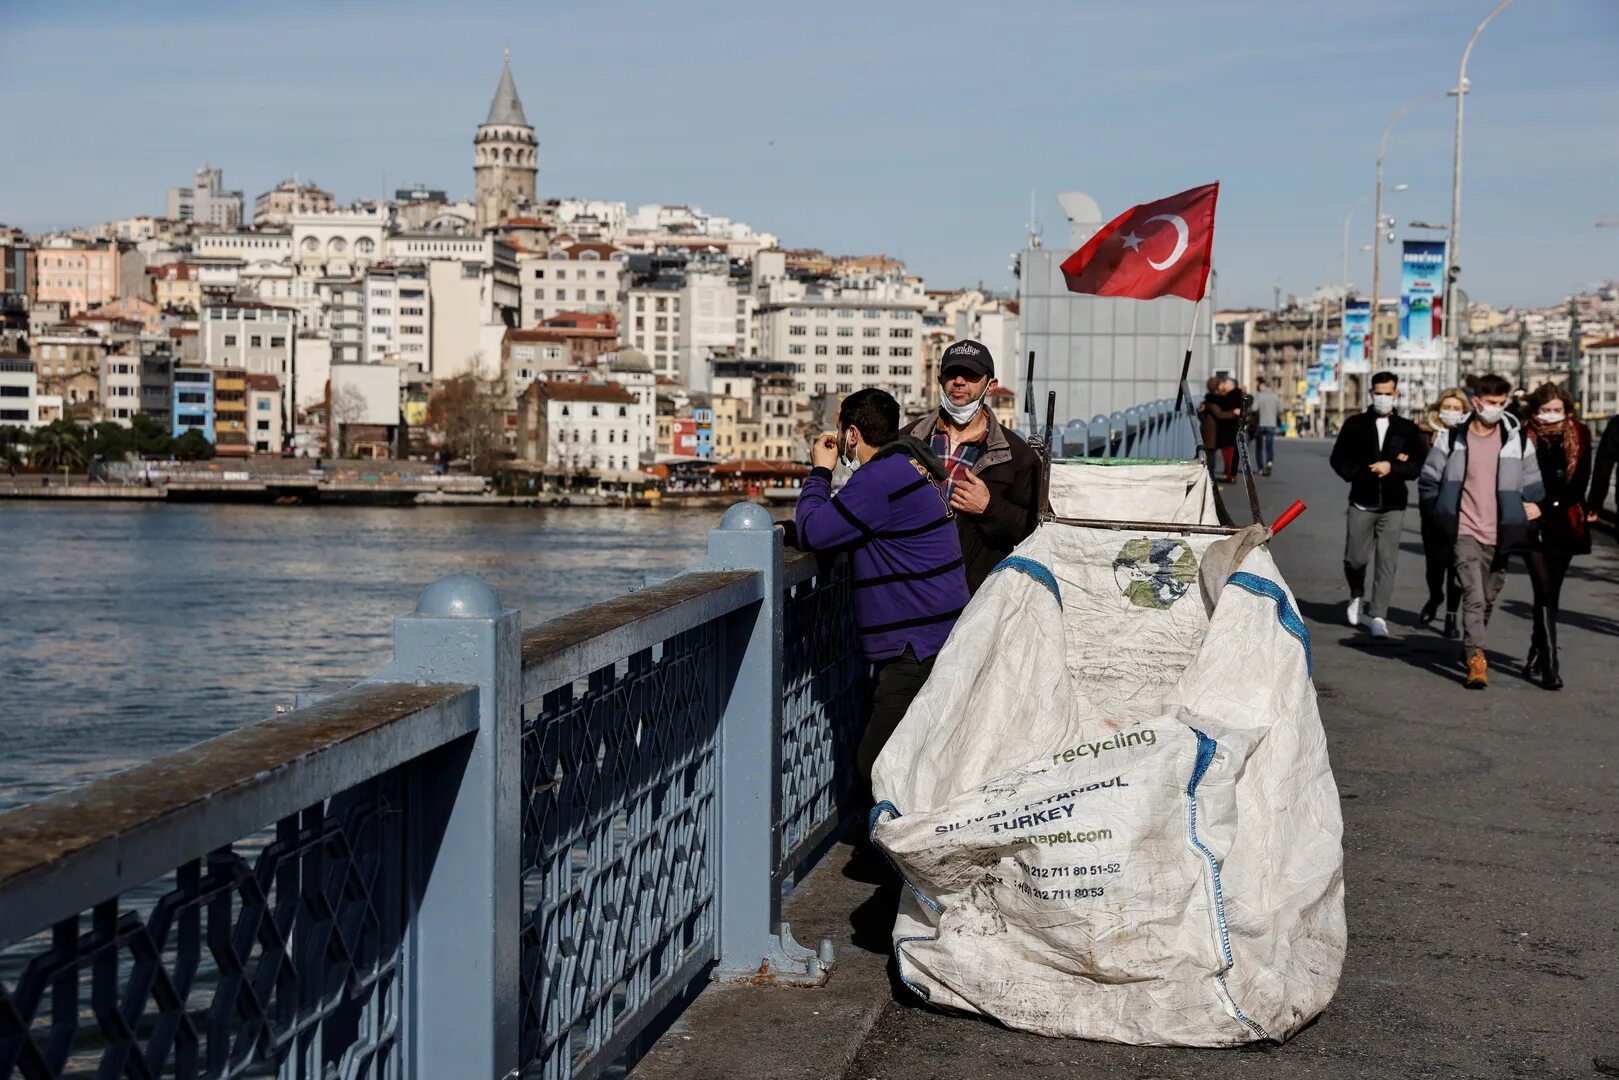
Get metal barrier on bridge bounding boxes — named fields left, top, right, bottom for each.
left=1052, top=398, right=1198, bottom=462
left=0, top=503, right=865, bottom=1080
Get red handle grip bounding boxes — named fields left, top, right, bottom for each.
left=1269, top=500, right=1306, bottom=536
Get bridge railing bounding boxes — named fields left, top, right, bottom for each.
left=0, top=503, right=863, bottom=1080
left=1052, top=398, right=1197, bottom=461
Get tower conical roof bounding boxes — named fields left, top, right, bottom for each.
left=485, top=51, right=529, bottom=127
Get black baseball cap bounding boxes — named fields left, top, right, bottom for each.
left=939, top=338, right=994, bottom=379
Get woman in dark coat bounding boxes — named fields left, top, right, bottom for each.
left=1522, top=382, right=1592, bottom=690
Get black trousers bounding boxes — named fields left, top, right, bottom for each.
left=1420, top=510, right=1462, bottom=614
left=858, top=646, right=935, bottom=805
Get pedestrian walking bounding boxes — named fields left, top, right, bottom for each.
left=1417, top=388, right=1470, bottom=636
left=1521, top=383, right=1592, bottom=690
left=1329, top=371, right=1424, bottom=639
left=794, top=388, right=969, bottom=800
left=1418, top=373, right=1546, bottom=690
left=1252, top=378, right=1281, bottom=476
left=903, top=339, right=1040, bottom=594
left=1587, top=414, right=1618, bottom=523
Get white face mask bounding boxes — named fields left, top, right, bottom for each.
left=1439, top=409, right=1467, bottom=427
left=1475, top=404, right=1506, bottom=425
left=1536, top=410, right=1565, bottom=425
left=1371, top=394, right=1396, bottom=415
left=939, top=385, right=986, bottom=425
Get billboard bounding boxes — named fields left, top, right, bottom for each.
left=1399, top=240, right=1446, bottom=357
left=1318, top=342, right=1340, bottom=393
left=1304, top=365, right=1322, bottom=405
left=1342, top=300, right=1371, bottom=374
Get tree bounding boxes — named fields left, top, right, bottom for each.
left=129, top=412, right=173, bottom=457
left=428, top=373, right=509, bottom=475
left=84, top=421, right=134, bottom=463
left=330, top=383, right=369, bottom=458
left=172, top=429, right=215, bottom=460
left=30, top=420, right=88, bottom=472
left=0, top=425, right=27, bottom=472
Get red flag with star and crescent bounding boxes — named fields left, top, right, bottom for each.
left=1060, top=182, right=1219, bottom=301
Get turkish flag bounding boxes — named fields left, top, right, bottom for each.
left=1060, top=182, right=1219, bottom=301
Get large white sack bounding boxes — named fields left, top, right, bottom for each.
left=871, top=500, right=1344, bottom=1046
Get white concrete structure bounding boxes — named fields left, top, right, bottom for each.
left=167, top=164, right=244, bottom=229
left=329, top=362, right=402, bottom=426
left=519, top=243, right=625, bottom=326
left=752, top=251, right=927, bottom=405
left=429, top=260, right=511, bottom=381
left=201, top=301, right=298, bottom=417
left=99, top=352, right=141, bottom=424
left=294, top=333, right=332, bottom=410
left=603, top=348, right=656, bottom=457
left=1581, top=337, right=1619, bottom=419
left=364, top=264, right=432, bottom=368
left=0, top=357, right=39, bottom=428
left=1016, top=192, right=1211, bottom=424
left=530, top=381, right=647, bottom=474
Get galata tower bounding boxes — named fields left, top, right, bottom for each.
left=473, top=49, right=537, bottom=232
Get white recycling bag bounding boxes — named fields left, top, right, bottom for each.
left=870, top=462, right=1345, bottom=1046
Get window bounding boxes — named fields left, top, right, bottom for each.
left=888, top=364, right=908, bottom=376
left=814, top=326, right=828, bottom=337
left=836, top=364, right=853, bottom=375
left=863, top=364, right=880, bottom=375
left=270, top=336, right=286, bottom=347
left=863, top=327, right=880, bottom=338
left=608, top=429, right=615, bottom=443
left=555, top=289, right=566, bottom=299
left=814, top=345, right=827, bottom=355
left=250, top=335, right=263, bottom=347
left=655, top=297, right=667, bottom=312
left=223, top=335, right=237, bottom=346
left=596, top=270, right=606, bottom=280
left=596, top=290, right=606, bottom=302
left=889, top=345, right=908, bottom=356
left=256, top=419, right=270, bottom=431
left=534, top=288, right=545, bottom=299
left=590, top=405, right=600, bottom=418
left=788, top=344, right=806, bottom=355
left=788, top=325, right=806, bottom=336
left=890, top=327, right=912, bottom=338
left=863, top=346, right=880, bottom=357
left=576, top=290, right=585, bottom=301
left=590, top=429, right=598, bottom=443
left=837, top=326, right=853, bottom=337
left=863, top=309, right=880, bottom=319
left=618, top=406, right=628, bottom=417
left=814, top=364, right=828, bottom=375
left=257, top=399, right=271, bottom=411
left=836, top=346, right=853, bottom=356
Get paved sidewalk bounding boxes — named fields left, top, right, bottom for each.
left=842, top=440, right=1619, bottom=1079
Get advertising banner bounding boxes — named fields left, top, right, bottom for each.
left=1399, top=240, right=1446, bottom=357
left=1304, top=365, right=1322, bottom=405
left=1342, top=300, right=1371, bottom=374
left=1318, top=342, right=1340, bottom=392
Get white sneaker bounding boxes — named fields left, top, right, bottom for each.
left=1346, top=597, right=1361, bottom=627
left=1368, top=617, right=1390, bottom=638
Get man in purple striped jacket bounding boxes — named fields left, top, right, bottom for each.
left=795, top=389, right=970, bottom=797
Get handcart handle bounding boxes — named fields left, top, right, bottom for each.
left=1269, top=500, right=1306, bottom=536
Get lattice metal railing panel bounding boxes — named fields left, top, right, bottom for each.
left=518, top=622, right=722, bottom=1079
left=777, top=556, right=867, bottom=879
left=0, top=773, right=406, bottom=1080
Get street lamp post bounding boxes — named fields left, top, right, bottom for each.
left=1370, top=93, right=1443, bottom=372
left=1446, top=0, right=1519, bottom=374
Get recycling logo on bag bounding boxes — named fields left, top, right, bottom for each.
left=1111, top=537, right=1197, bottom=609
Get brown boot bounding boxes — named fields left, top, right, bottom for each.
left=1465, top=651, right=1488, bottom=690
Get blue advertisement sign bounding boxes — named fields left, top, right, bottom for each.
left=1399, top=240, right=1446, bottom=357
left=1342, top=300, right=1371, bottom=374
left=1318, top=342, right=1340, bottom=392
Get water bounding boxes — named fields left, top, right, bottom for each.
left=0, top=501, right=719, bottom=810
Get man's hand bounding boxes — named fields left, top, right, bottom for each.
left=1588, top=509, right=1601, bottom=524
left=1369, top=461, right=1392, bottom=477
left=1526, top=502, right=1542, bottom=522
left=950, top=469, right=991, bottom=515
left=811, top=431, right=838, bottom=471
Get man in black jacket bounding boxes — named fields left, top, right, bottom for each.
left=1329, top=370, right=1424, bottom=638
left=903, top=339, right=1040, bottom=593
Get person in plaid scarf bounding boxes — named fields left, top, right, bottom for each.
left=904, top=339, right=1041, bottom=593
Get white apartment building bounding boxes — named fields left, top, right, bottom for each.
left=201, top=301, right=298, bottom=417
left=523, top=381, right=648, bottom=475
left=254, top=179, right=336, bottom=227
left=1582, top=337, right=1619, bottom=418
left=429, top=259, right=514, bottom=382
left=364, top=264, right=431, bottom=368
left=603, top=348, right=657, bottom=457
left=519, top=243, right=626, bottom=326
left=0, top=357, right=39, bottom=428
left=624, top=265, right=751, bottom=388
left=167, top=164, right=244, bottom=229
left=751, top=252, right=926, bottom=405
left=99, top=352, right=141, bottom=424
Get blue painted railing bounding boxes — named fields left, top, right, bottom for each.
left=0, top=504, right=863, bottom=1080
left=1049, top=398, right=1197, bottom=461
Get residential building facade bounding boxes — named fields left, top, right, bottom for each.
left=166, top=164, right=244, bottom=229
left=29, top=241, right=120, bottom=315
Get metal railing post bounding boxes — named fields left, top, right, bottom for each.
left=703, top=502, right=830, bottom=985
left=374, top=573, right=522, bottom=1079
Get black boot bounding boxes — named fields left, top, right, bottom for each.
left=1523, top=643, right=1544, bottom=681
left=1541, top=622, right=1563, bottom=690
left=1419, top=597, right=1440, bottom=624
left=1443, top=612, right=1458, bottom=639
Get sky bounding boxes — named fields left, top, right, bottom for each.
left=2, top=0, right=1616, bottom=310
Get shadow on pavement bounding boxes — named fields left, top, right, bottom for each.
left=1498, top=596, right=1619, bottom=639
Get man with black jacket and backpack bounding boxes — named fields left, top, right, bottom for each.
left=903, top=339, right=1041, bottom=593
left=1330, top=371, right=1424, bottom=639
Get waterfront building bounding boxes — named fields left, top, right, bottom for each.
left=428, top=246, right=519, bottom=382
left=691, top=399, right=713, bottom=461
left=473, top=52, right=538, bottom=233
left=29, top=240, right=120, bottom=315
left=603, top=348, right=656, bottom=457
left=99, top=349, right=141, bottom=425
left=247, top=374, right=283, bottom=454
left=364, top=264, right=432, bottom=368
left=202, top=301, right=298, bottom=421
left=324, top=280, right=365, bottom=365
left=328, top=362, right=402, bottom=458
left=294, top=332, right=332, bottom=411
left=139, top=337, right=174, bottom=425
left=1, top=231, right=31, bottom=334
left=751, top=249, right=926, bottom=408
left=519, top=243, right=625, bottom=326
left=0, top=356, right=39, bottom=428
left=31, top=324, right=106, bottom=419
left=254, top=179, right=336, bottom=227
left=710, top=359, right=799, bottom=461
left=166, top=164, right=244, bottom=230
left=212, top=368, right=249, bottom=456
left=1016, top=192, right=1211, bottom=424
left=514, top=380, right=645, bottom=477
left=171, top=366, right=215, bottom=441
left=624, top=252, right=749, bottom=388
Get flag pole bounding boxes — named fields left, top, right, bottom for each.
left=1173, top=295, right=1205, bottom=413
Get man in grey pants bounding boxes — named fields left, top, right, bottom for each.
left=1329, top=372, right=1425, bottom=638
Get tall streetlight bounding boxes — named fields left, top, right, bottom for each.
left=1340, top=190, right=1394, bottom=420
left=1369, top=95, right=1445, bottom=369
left=1446, top=0, right=1520, bottom=372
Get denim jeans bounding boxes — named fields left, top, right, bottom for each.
left=1255, top=427, right=1277, bottom=471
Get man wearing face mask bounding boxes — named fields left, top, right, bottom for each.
left=795, top=388, right=969, bottom=798
left=1329, top=371, right=1424, bottom=639
left=1419, top=372, right=1546, bottom=689
left=903, top=339, right=1041, bottom=593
